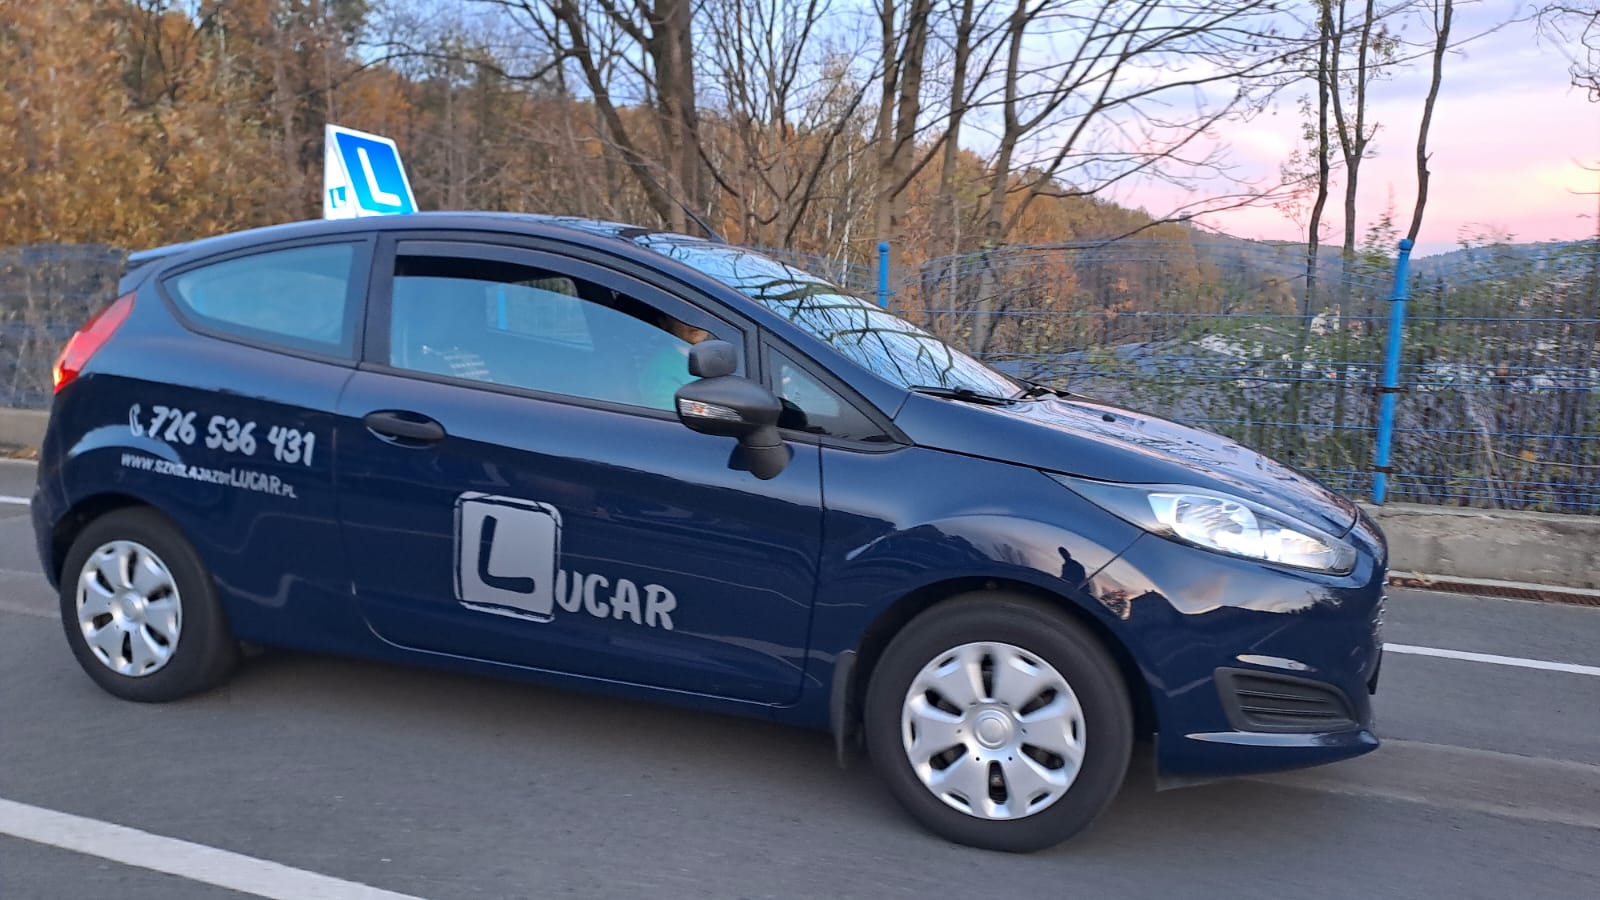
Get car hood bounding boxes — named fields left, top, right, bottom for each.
left=895, top=391, right=1360, bottom=536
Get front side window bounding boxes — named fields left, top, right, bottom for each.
left=165, top=243, right=356, bottom=355
left=387, top=254, right=722, bottom=411
left=636, top=238, right=1019, bottom=399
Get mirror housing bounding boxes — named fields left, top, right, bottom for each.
left=674, top=376, right=781, bottom=440
left=688, top=339, right=738, bottom=378
left=674, top=351, right=789, bottom=480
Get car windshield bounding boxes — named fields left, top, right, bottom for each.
left=638, top=238, right=1019, bottom=398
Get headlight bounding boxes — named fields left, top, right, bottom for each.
left=1053, top=475, right=1358, bottom=574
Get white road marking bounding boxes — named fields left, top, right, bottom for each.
left=1385, top=642, right=1600, bottom=678
left=0, top=797, right=427, bottom=900
left=0, top=495, right=31, bottom=505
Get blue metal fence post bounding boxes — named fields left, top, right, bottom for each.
left=1372, top=238, right=1414, bottom=504
left=876, top=241, right=891, bottom=308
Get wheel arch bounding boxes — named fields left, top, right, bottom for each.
left=50, top=492, right=157, bottom=584
left=831, top=576, right=1156, bottom=765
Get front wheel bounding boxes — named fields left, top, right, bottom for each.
left=864, top=593, right=1133, bottom=852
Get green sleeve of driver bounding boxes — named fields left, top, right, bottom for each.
left=639, top=348, right=692, bottom=411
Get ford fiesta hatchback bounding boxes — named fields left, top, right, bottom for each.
left=33, top=213, right=1387, bottom=852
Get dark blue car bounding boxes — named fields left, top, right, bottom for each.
left=32, top=213, right=1385, bottom=851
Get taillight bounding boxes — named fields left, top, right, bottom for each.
left=53, top=292, right=135, bottom=393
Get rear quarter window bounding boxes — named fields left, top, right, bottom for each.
left=164, top=243, right=358, bottom=356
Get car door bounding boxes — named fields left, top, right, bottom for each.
left=334, top=235, right=823, bottom=704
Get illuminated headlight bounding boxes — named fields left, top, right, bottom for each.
left=1054, top=476, right=1358, bottom=574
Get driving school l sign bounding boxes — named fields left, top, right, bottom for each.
left=322, top=123, right=417, bottom=219
left=453, top=493, right=679, bottom=631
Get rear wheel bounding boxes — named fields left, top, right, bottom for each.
left=864, top=592, right=1133, bottom=852
left=59, top=508, right=238, bottom=702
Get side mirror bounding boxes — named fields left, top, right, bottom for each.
left=674, top=343, right=789, bottom=480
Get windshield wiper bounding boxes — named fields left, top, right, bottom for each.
left=908, top=385, right=1016, bottom=406
left=1015, top=379, right=1069, bottom=400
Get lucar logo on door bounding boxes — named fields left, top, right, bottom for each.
left=453, top=493, right=678, bottom=630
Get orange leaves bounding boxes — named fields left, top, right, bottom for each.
left=1, top=0, right=1225, bottom=279
left=1, top=0, right=415, bottom=247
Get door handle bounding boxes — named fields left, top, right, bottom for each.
left=363, top=410, right=446, bottom=444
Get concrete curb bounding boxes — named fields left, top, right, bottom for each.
left=1386, top=572, right=1600, bottom=609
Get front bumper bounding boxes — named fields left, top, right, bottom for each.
left=1086, top=510, right=1387, bottom=783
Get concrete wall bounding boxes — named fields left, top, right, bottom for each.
left=1360, top=503, right=1600, bottom=592
left=2, top=406, right=1593, bottom=590
left=0, top=408, right=47, bottom=452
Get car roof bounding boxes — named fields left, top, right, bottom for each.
left=123, top=211, right=720, bottom=272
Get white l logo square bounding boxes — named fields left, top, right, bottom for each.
left=454, top=493, right=561, bottom=622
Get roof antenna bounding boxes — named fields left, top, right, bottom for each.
left=669, top=195, right=726, bottom=243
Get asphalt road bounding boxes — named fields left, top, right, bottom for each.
left=1, top=460, right=1598, bottom=899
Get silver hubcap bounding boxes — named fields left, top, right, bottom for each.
left=76, top=540, right=181, bottom=677
left=901, top=642, right=1086, bottom=821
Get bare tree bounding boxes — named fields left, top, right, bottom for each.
left=1326, top=0, right=1403, bottom=260
left=871, top=0, right=936, bottom=269
left=1279, top=0, right=1339, bottom=429
left=1405, top=0, right=1454, bottom=242
left=953, top=0, right=1307, bottom=351
left=933, top=0, right=999, bottom=254
left=1306, top=1, right=1337, bottom=295
left=1539, top=2, right=1600, bottom=99
left=700, top=0, right=875, bottom=246
left=473, top=0, right=710, bottom=232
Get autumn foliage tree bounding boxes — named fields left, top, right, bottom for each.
left=1, top=0, right=1289, bottom=255
left=0, top=0, right=1501, bottom=288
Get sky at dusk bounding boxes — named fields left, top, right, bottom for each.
left=1126, top=3, right=1598, bottom=258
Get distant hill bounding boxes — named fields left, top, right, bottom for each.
left=1408, top=239, right=1594, bottom=281
left=1179, top=227, right=1597, bottom=299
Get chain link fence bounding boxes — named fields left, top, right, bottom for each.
left=0, top=244, right=127, bottom=410
left=763, top=239, right=1600, bottom=515
left=7, top=238, right=1598, bottom=513
left=1390, top=244, right=1600, bottom=512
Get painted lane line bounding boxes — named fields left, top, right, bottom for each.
left=0, top=797, right=428, bottom=900
left=0, top=495, right=30, bottom=505
left=1385, top=642, right=1600, bottom=678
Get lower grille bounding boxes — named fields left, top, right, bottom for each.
left=1216, top=668, right=1358, bottom=734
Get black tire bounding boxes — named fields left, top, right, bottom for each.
left=864, top=592, right=1133, bottom=852
left=58, top=507, right=238, bottom=702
